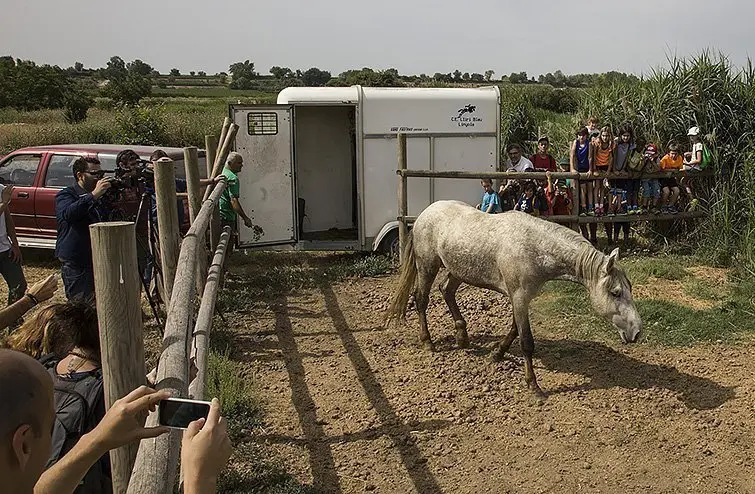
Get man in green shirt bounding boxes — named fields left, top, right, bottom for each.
left=219, top=152, right=254, bottom=232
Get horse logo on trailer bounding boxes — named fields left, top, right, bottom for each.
left=451, top=104, right=482, bottom=128
left=457, top=104, right=477, bottom=118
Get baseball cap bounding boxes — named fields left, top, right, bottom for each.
left=645, top=143, right=658, bottom=154
left=538, top=136, right=549, bottom=144
left=687, top=126, right=701, bottom=136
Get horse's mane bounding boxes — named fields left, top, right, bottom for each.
left=575, top=243, right=606, bottom=283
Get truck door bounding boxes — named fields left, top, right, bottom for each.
left=231, top=105, right=297, bottom=247
left=0, top=152, right=43, bottom=237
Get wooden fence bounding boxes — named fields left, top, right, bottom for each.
left=90, top=121, right=240, bottom=493
left=395, top=133, right=711, bottom=258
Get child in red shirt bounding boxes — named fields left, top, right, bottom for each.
left=530, top=137, right=557, bottom=171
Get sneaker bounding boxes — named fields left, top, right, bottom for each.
left=688, top=199, right=700, bottom=211
left=669, top=206, right=678, bottom=214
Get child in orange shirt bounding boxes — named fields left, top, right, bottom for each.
left=659, top=142, right=683, bottom=213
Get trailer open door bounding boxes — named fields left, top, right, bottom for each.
left=231, top=105, right=297, bottom=247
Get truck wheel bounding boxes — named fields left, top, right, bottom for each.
left=380, top=229, right=400, bottom=259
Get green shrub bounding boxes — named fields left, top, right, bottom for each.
left=114, top=104, right=168, bottom=145
left=63, top=89, right=93, bottom=124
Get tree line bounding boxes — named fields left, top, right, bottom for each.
left=0, top=54, right=639, bottom=119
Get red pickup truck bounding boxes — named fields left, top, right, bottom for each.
left=0, top=144, right=208, bottom=249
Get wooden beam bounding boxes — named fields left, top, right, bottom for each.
left=205, top=134, right=221, bottom=253
left=184, top=147, right=207, bottom=298
left=397, top=133, right=408, bottom=260
left=154, top=157, right=180, bottom=305
left=90, top=221, right=145, bottom=494
left=397, top=169, right=714, bottom=180
left=188, top=226, right=231, bottom=399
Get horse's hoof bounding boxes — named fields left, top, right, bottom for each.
left=421, top=341, right=436, bottom=352
left=532, top=389, right=548, bottom=404
left=489, top=348, right=505, bottom=362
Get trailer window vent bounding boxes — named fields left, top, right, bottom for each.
left=248, top=112, right=278, bottom=135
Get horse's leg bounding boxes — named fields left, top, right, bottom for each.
left=512, top=292, right=546, bottom=401
left=415, top=263, right=439, bottom=352
left=490, top=319, right=518, bottom=362
left=438, top=272, right=468, bottom=348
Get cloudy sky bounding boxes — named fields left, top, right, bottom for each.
left=1, top=0, right=751, bottom=77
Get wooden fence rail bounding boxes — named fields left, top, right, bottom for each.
left=188, top=226, right=232, bottom=399
left=127, top=178, right=228, bottom=494
left=395, top=133, right=712, bottom=259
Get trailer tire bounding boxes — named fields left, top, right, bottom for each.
left=379, top=229, right=400, bottom=259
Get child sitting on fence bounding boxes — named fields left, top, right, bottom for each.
left=625, top=136, right=645, bottom=214
left=515, top=181, right=541, bottom=216
left=476, top=178, right=502, bottom=214
left=659, top=142, right=683, bottom=213
left=640, top=143, right=661, bottom=214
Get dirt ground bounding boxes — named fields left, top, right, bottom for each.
left=7, top=253, right=754, bottom=493
left=234, top=272, right=755, bottom=494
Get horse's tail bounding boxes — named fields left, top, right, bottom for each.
left=385, top=230, right=417, bottom=327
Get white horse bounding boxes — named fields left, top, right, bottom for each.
left=386, top=200, right=642, bottom=400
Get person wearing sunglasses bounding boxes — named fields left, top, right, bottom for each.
left=54, top=157, right=115, bottom=301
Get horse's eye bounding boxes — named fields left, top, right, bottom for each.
left=611, top=287, right=622, bottom=297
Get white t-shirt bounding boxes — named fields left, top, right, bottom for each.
left=684, top=142, right=704, bottom=170
left=0, top=184, right=11, bottom=253
left=506, top=156, right=534, bottom=172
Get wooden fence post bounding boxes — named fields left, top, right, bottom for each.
left=397, top=133, right=408, bottom=261
left=204, top=123, right=239, bottom=200
left=154, top=157, right=180, bottom=305
left=184, top=147, right=207, bottom=297
left=90, top=221, right=145, bottom=494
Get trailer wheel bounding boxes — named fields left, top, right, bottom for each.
left=379, top=229, right=400, bottom=259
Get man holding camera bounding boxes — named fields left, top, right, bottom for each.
left=54, top=157, right=114, bottom=301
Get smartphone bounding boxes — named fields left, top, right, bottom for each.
left=158, top=398, right=211, bottom=429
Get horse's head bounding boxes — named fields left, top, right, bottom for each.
left=588, top=248, right=643, bottom=343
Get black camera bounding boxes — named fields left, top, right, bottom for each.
left=109, top=159, right=155, bottom=190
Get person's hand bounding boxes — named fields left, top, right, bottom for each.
left=28, top=273, right=57, bottom=303
left=10, top=243, right=22, bottom=263
left=88, top=386, right=171, bottom=452
left=181, top=398, right=232, bottom=490
left=1, top=184, right=14, bottom=205
left=243, top=217, right=253, bottom=229
left=92, top=178, right=113, bottom=199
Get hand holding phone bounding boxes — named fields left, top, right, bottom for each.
left=181, top=398, right=233, bottom=492
left=158, top=398, right=211, bottom=429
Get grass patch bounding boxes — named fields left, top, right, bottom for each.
left=621, top=255, right=692, bottom=285
left=207, top=351, right=316, bottom=493
left=218, top=442, right=319, bottom=494
left=219, top=251, right=394, bottom=311
left=534, top=258, right=755, bottom=346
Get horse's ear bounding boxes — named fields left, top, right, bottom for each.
left=604, top=248, right=620, bottom=274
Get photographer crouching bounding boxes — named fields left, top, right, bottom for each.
left=54, top=157, right=117, bottom=302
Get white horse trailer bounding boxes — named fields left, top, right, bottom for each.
left=230, top=85, right=500, bottom=254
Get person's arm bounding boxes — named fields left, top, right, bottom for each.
left=56, top=180, right=111, bottom=223
left=0, top=274, right=57, bottom=330
left=35, top=387, right=171, bottom=494
left=230, top=197, right=253, bottom=227
left=0, top=184, right=14, bottom=216
left=5, top=209, right=22, bottom=263
left=570, top=141, right=577, bottom=173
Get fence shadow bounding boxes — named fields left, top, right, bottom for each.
left=318, top=283, right=444, bottom=494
